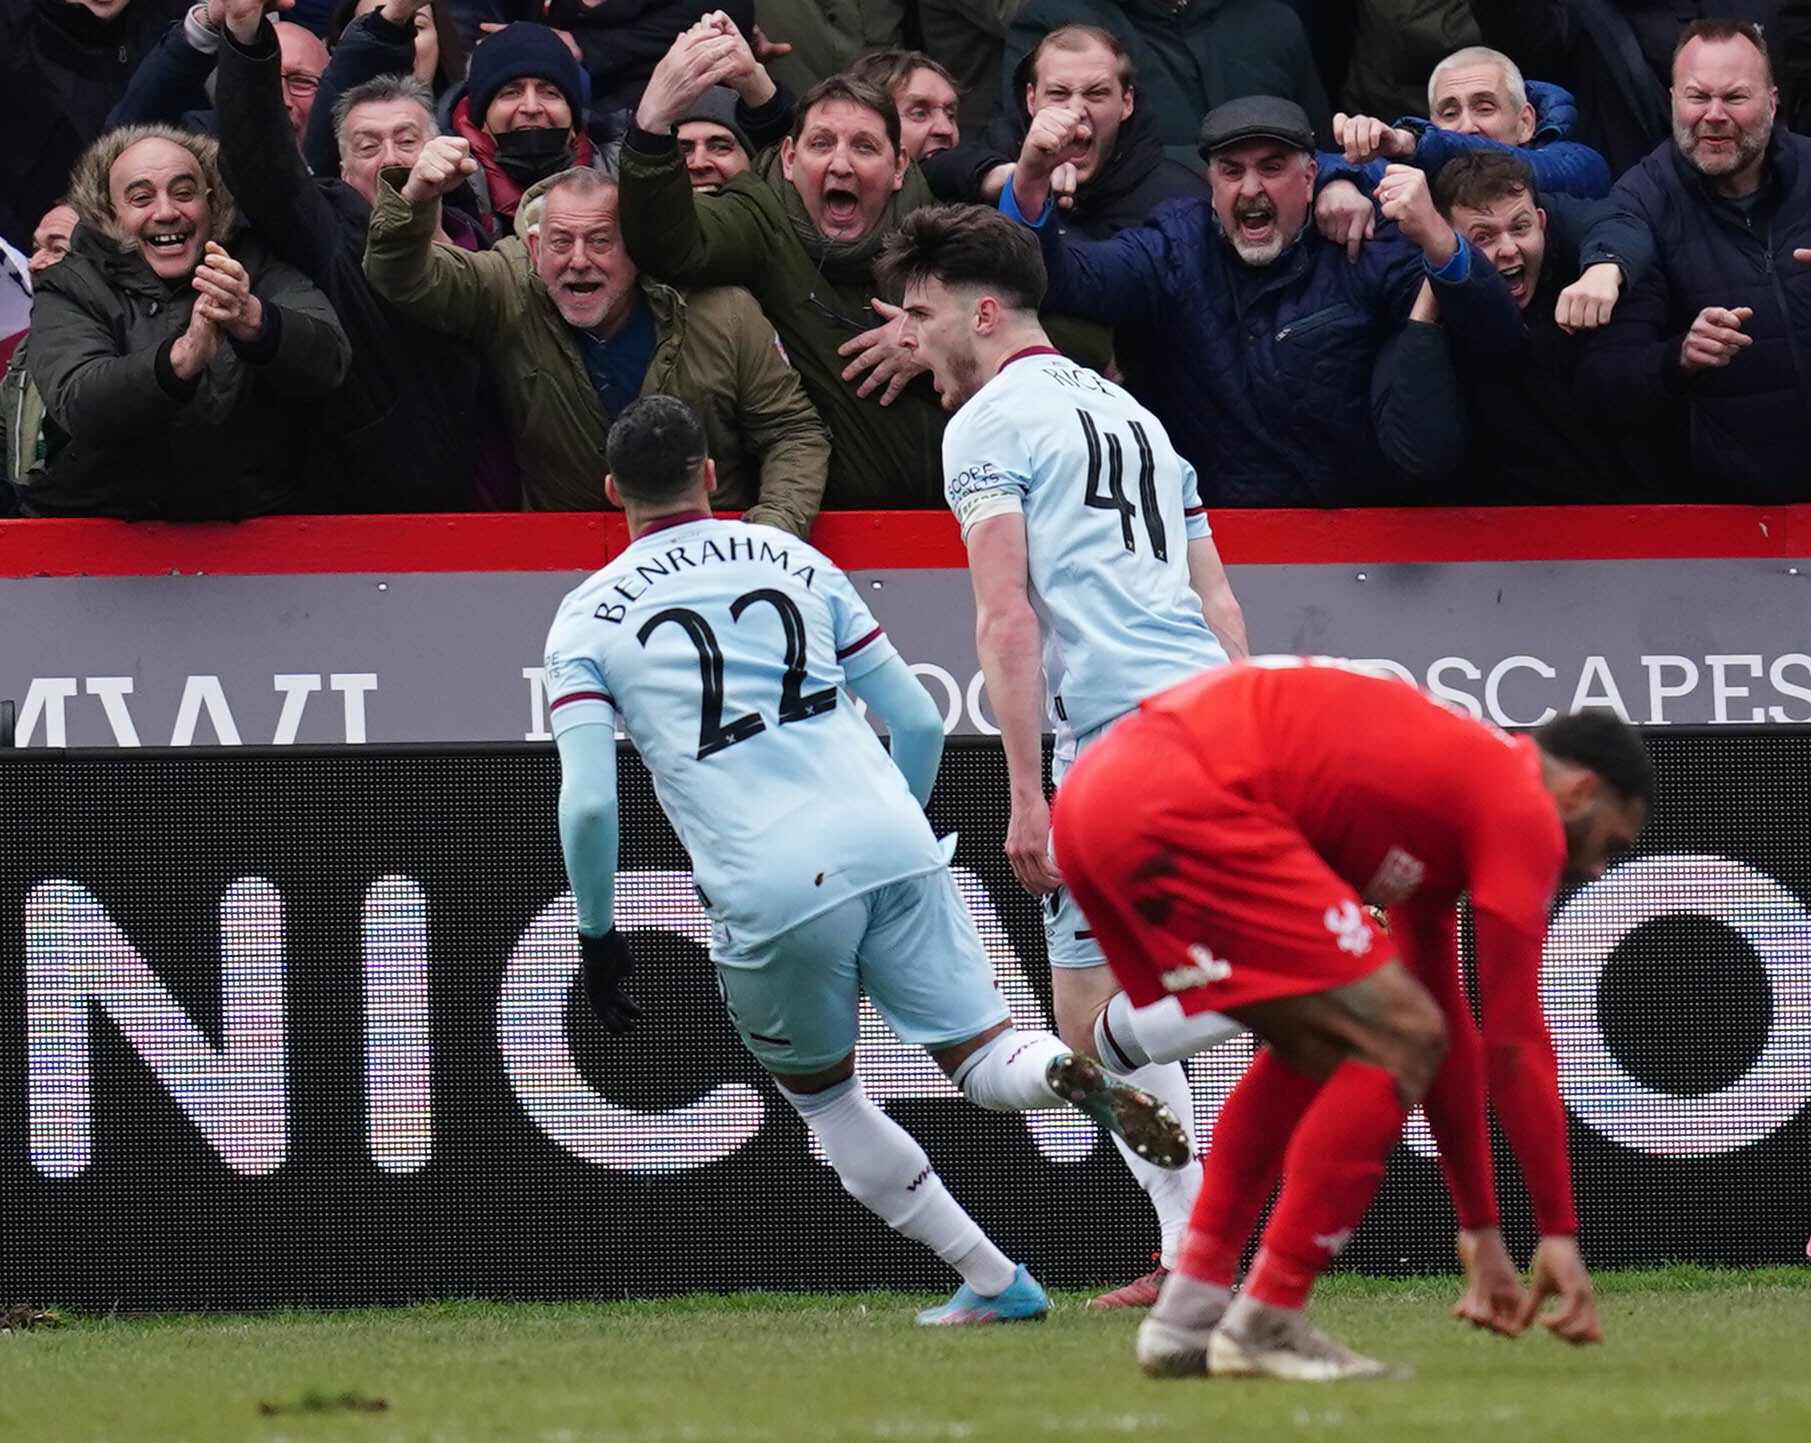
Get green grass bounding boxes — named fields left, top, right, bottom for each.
left=5, top=1268, right=1809, bottom=1442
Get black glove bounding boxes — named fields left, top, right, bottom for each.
left=578, top=929, right=641, bottom=1035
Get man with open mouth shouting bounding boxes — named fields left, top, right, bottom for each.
left=1425, top=149, right=1663, bottom=504
left=1007, top=93, right=1523, bottom=509
left=619, top=12, right=956, bottom=511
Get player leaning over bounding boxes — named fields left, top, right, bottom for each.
left=879, top=204, right=1251, bottom=1306
left=544, top=396, right=1191, bottom=1325
left=1054, top=660, right=1651, bottom=1378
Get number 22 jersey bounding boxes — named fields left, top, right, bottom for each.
left=943, top=348, right=1228, bottom=746
left=543, top=517, right=947, bottom=946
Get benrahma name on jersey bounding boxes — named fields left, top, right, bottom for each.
left=585, top=531, right=824, bottom=625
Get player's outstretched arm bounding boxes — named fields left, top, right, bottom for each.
left=1472, top=902, right=1600, bottom=1341
left=846, top=652, right=945, bottom=807
left=1185, top=535, right=1249, bottom=661
left=1392, top=902, right=1527, bottom=1332
left=966, top=513, right=1062, bottom=896
left=556, top=723, right=641, bottom=1035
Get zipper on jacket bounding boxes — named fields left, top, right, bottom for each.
left=1763, top=221, right=1811, bottom=410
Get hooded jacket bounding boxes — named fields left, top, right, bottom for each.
left=923, top=62, right=1209, bottom=239
left=25, top=225, right=350, bottom=518
left=1000, top=0, right=1332, bottom=167
left=363, top=170, right=830, bottom=532
left=618, top=125, right=949, bottom=508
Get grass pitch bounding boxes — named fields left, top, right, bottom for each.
left=4, top=1267, right=1807, bottom=1443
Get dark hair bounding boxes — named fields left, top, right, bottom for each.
left=1534, top=711, right=1653, bottom=806
left=327, top=0, right=468, bottom=94
left=876, top=203, right=1047, bottom=311
left=1029, top=24, right=1135, bottom=92
left=606, top=396, right=710, bottom=503
left=1432, top=150, right=1540, bottom=217
left=1673, top=18, right=1773, bottom=82
left=846, top=48, right=959, bottom=100
left=792, top=74, right=900, bottom=155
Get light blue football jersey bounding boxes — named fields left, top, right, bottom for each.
left=943, top=348, right=1228, bottom=745
left=544, top=517, right=947, bottom=945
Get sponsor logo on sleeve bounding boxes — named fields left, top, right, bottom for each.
left=1160, top=943, right=1234, bottom=992
left=1323, top=900, right=1374, bottom=957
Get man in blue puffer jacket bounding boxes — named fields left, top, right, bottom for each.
left=1328, top=47, right=1613, bottom=200
left=1577, top=19, right=1811, bottom=502
left=1005, top=93, right=1522, bottom=506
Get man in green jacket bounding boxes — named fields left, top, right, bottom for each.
left=363, top=137, right=830, bottom=534
left=621, top=24, right=950, bottom=510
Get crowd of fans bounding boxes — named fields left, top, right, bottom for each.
left=3, top=0, right=1809, bottom=524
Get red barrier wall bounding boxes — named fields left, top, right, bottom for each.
left=3, top=504, right=1809, bottom=577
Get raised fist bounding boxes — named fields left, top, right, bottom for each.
left=1333, top=111, right=1416, bottom=165
left=401, top=134, right=477, bottom=204
left=1375, top=163, right=1454, bottom=266
left=1020, top=105, right=1092, bottom=181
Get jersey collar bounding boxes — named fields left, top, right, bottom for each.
left=631, top=509, right=714, bottom=541
left=998, top=345, right=1064, bottom=372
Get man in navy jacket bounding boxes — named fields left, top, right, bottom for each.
left=1430, top=150, right=1664, bottom=502
left=1006, top=94, right=1522, bottom=507
left=1577, top=19, right=1811, bottom=502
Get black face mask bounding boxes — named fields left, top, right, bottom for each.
left=493, top=127, right=575, bottom=184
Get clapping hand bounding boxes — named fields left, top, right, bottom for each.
left=636, top=17, right=754, bottom=131
left=192, top=241, right=263, bottom=342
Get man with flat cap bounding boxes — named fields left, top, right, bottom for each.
left=1005, top=94, right=1523, bottom=507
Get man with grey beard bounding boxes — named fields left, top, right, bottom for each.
left=1006, top=93, right=1522, bottom=506
left=1577, top=18, right=1811, bottom=502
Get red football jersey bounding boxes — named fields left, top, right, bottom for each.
left=1144, top=659, right=1578, bottom=1234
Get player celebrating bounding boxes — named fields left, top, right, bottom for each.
left=544, top=396, right=1191, bottom=1325
left=1051, top=659, right=1651, bottom=1378
left=878, top=204, right=1250, bottom=1306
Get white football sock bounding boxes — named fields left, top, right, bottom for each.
left=779, top=1077, right=1018, bottom=1295
left=1096, top=991, right=1243, bottom=1071
left=950, top=1027, right=1071, bottom=1111
left=1107, top=1061, right=1202, bottom=1269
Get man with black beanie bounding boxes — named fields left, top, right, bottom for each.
left=448, top=21, right=597, bottom=232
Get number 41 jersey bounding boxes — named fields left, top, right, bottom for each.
left=943, top=349, right=1228, bottom=746
left=544, top=517, right=947, bottom=946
